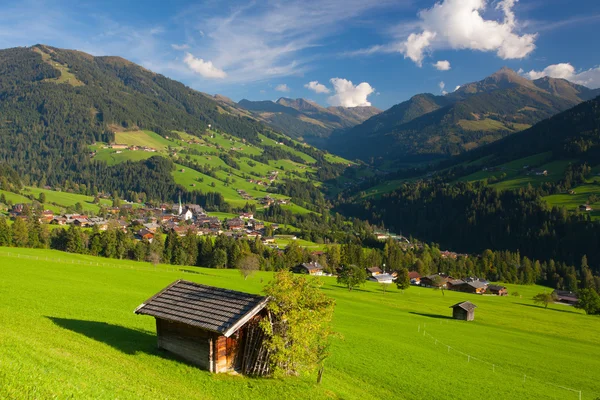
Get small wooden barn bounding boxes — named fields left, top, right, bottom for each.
left=135, top=280, right=271, bottom=374
left=450, top=301, right=477, bottom=321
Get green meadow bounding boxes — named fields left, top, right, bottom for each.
left=114, top=130, right=173, bottom=151
left=1, top=248, right=599, bottom=399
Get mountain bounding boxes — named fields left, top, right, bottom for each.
left=236, top=97, right=380, bottom=144
left=327, top=67, right=599, bottom=163
left=0, top=44, right=346, bottom=206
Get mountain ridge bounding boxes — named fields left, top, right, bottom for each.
left=326, top=67, right=599, bottom=163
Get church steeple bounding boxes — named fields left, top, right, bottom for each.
left=178, top=193, right=183, bottom=215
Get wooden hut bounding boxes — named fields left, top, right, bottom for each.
left=487, top=285, right=508, bottom=296
left=450, top=301, right=477, bottom=321
left=135, top=280, right=270, bottom=374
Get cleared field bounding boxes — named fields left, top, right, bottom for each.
left=544, top=183, right=600, bottom=220
left=457, top=152, right=553, bottom=183
left=94, top=149, right=156, bottom=165
left=258, top=134, right=317, bottom=164
left=493, top=160, right=572, bottom=190
left=114, top=130, right=173, bottom=151
left=24, top=187, right=111, bottom=213
left=1, top=248, right=599, bottom=399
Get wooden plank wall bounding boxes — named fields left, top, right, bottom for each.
left=156, top=319, right=212, bottom=369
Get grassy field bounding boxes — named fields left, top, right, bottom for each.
left=544, top=183, right=600, bottom=220
left=114, top=130, right=173, bottom=151
left=24, top=187, right=111, bottom=213
left=1, top=248, right=599, bottom=399
left=94, top=149, right=156, bottom=165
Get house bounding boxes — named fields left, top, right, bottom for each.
left=366, top=267, right=383, bottom=276
left=227, top=218, right=245, bottom=231
left=450, top=301, right=477, bottom=321
left=420, top=274, right=450, bottom=288
left=182, top=208, right=194, bottom=221
left=487, top=285, right=508, bottom=296
left=462, top=281, right=488, bottom=294
left=447, top=279, right=466, bottom=290
left=135, top=280, right=270, bottom=374
left=368, top=273, right=394, bottom=284
left=553, top=290, right=578, bottom=305
left=239, top=212, right=254, bottom=219
left=408, top=271, right=421, bottom=285
left=136, top=228, right=154, bottom=241
left=249, top=220, right=264, bottom=231
left=261, top=237, right=275, bottom=244
left=293, top=262, right=324, bottom=276
left=579, top=204, right=593, bottom=212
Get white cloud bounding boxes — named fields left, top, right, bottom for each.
left=351, top=0, right=536, bottom=66
left=275, top=84, right=290, bottom=92
left=524, top=63, right=600, bottom=88
left=304, top=81, right=330, bottom=94
left=171, top=43, right=190, bottom=50
left=524, top=63, right=575, bottom=80
left=438, top=81, right=447, bottom=94
left=327, top=78, right=374, bottom=107
left=176, top=0, right=401, bottom=83
left=433, top=60, right=451, bottom=71
left=402, top=31, right=436, bottom=66
left=183, top=53, right=227, bottom=79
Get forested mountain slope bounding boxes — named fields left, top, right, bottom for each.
left=0, top=45, right=347, bottom=207
left=327, top=68, right=599, bottom=163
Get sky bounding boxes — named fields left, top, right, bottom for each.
left=1, top=0, right=599, bottom=110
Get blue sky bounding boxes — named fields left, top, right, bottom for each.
left=1, top=0, right=599, bottom=109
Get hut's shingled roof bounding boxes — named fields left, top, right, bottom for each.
left=450, top=301, right=477, bottom=312
left=135, top=280, right=268, bottom=337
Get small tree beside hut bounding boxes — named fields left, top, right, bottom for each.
left=260, top=271, right=336, bottom=379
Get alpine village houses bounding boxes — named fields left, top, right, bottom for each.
left=135, top=280, right=272, bottom=375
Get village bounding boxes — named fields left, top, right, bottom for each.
left=8, top=200, right=286, bottom=245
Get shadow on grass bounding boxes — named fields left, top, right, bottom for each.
left=409, top=312, right=453, bottom=320
left=47, top=317, right=157, bottom=355
left=516, top=303, right=580, bottom=314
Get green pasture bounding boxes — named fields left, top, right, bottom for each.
left=0, top=248, right=599, bottom=399
left=114, top=130, right=173, bottom=151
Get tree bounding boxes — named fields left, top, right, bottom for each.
left=396, top=268, right=411, bottom=292
left=38, top=192, right=46, bottom=204
left=11, top=217, right=28, bottom=248
left=533, top=292, right=557, bottom=309
left=237, top=253, right=260, bottom=280
left=211, top=249, right=227, bottom=269
left=260, top=271, right=335, bottom=378
left=337, top=265, right=366, bottom=291
left=0, top=217, right=11, bottom=246
left=575, top=289, right=600, bottom=315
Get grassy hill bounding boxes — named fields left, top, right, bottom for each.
left=1, top=248, right=599, bottom=399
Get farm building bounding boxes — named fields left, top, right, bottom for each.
left=450, top=301, right=477, bottom=321
left=488, top=285, right=508, bottom=296
left=368, top=273, right=394, bottom=284
left=553, top=290, right=579, bottom=305
left=420, top=274, right=450, bottom=288
left=135, top=280, right=271, bottom=375
left=366, top=267, right=383, bottom=276
left=293, top=262, right=324, bottom=275
left=451, top=280, right=488, bottom=294
left=408, top=271, right=421, bottom=285
left=579, top=204, right=593, bottom=212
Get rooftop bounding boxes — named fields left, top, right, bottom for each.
left=135, top=280, right=268, bottom=337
